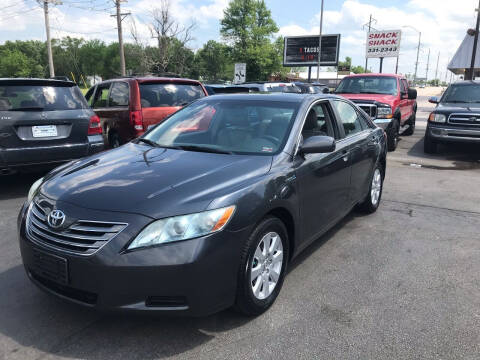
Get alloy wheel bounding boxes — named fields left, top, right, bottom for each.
left=370, top=168, right=382, bottom=206
left=250, top=232, right=284, bottom=300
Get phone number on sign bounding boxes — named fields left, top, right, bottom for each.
left=368, top=47, right=398, bottom=53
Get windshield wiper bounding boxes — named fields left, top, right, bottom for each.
left=9, top=107, right=45, bottom=111
left=176, top=145, right=233, bottom=154
left=136, top=138, right=162, bottom=148
left=360, top=91, right=390, bottom=94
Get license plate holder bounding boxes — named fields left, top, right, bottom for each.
left=32, top=125, right=58, bottom=138
left=32, top=249, right=68, bottom=285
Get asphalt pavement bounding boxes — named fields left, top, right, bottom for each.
left=0, top=97, right=479, bottom=360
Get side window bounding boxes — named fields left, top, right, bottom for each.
left=109, top=82, right=129, bottom=107
left=332, top=100, right=364, bottom=137
left=402, top=80, right=409, bottom=95
left=302, top=102, right=335, bottom=140
left=84, top=86, right=96, bottom=107
left=92, top=84, right=110, bottom=108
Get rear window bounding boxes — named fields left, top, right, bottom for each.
left=139, top=83, right=205, bottom=108
left=0, top=85, right=87, bottom=111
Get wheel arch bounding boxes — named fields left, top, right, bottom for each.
left=263, top=207, right=296, bottom=261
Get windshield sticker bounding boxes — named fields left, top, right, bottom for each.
left=262, top=146, right=273, bottom=152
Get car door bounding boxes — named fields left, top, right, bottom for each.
left=332, top=99, right=378, bottom=205
left=399, top=79, right=411, bottom=124
left=295, top=100, right=352, bottom=245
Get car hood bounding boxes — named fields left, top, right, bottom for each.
left=336, top=93, right=397, bottom=105
left=436, top=103, right=480, bottom=112
left=40, top=143, right=273, bottom=219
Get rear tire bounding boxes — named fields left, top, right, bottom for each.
left=357, top=164, right=384, bottom=214
left=234, top=217, right=289, bottom=316
left=387, top=119, right=399, bottom=151
left=403, top=112, right=416, bottom=136
left=109, top=132, right=121, bottom=148
left=424, top=131, right=438, bottom=154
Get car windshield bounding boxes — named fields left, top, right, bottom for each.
left=441, top=84, right=480, bottom=103
left=0, top=85, right=87, bottom=111
left=335, top=76, right=398, bottom=95
left=139, top=83, right=205, bottom=108
left=143, top=99, right=299, bottom=155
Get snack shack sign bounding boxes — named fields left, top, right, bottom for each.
left=366, top=30, right=401, bottom=58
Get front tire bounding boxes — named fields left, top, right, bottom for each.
left=358, top=164, right=384, bottom=213
left=424, top=130, right=438, bottom=154
left=387, top=118, right=399, bottom=151
left=109, top=132, right=121, bottom=148
left=234, top=217, right=289, bottom=316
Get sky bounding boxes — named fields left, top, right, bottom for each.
left=0, top=0, right=478, bottom=80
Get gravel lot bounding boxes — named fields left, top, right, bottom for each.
left=1, top=96, right=479, bottom=360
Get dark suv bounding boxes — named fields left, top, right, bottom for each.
left=425, top=81, right=480, bottom=153
left=85, top=77, right=208, bottom=148
left=0, top=78, right=103, bottom=175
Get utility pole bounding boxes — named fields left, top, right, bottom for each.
left=469, top=0, right=480, bottom=80
left=434, top=52, right=440, bottom=84
left=363, top=14, right=377, bottom=72
left=111, top=0, right=130, bottom=77
left=425, top=48, right=430, bottom=82
left=39, top=0, right=61, bottom=78
left=414, top=31, right=421, bottom=85
left=316, top=0, right=324, bottom=82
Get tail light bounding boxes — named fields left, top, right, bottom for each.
left=88, top=115, right=102, bottom=135
left=130, top=110, right=144, bottom=135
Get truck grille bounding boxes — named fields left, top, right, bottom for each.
left=352, top=102, right=377, bottom=119
left=448, top=113, right=480, bottom=126
left=26, top=201, right=127, bottom=256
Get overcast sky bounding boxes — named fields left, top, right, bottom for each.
left=0, top=0, right=477, bottom=79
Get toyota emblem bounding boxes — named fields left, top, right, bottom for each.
left=47, top=209, right=66, bottom=229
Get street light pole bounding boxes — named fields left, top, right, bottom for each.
left=414, top=31, right=421, bottom=85
left=316, top=0, right=324, bottom=82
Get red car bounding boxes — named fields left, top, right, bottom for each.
left=335, top=73, right=417, bottom=151
left=85, top=77, right=208, bottom=148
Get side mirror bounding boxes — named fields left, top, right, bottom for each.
left=300, top=135, right=336, bottom=154
left=428, top=96, right=439, bottom=104
left=408, top=88, right=417, bottom=100
left=322, top=87, right=330, bottom=94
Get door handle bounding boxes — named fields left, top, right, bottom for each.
left=341, top=150, right=349, bottom=162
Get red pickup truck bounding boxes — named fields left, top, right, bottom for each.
left=334, top=73, right=417, bottom=151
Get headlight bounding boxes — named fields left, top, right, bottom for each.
left=27, top=177, right=44, bottom=203
left=377, top=105, right=392, bottom=118
left=128, top=206, right=236, bottom=250
left=428, top=113, right=446, bottom=123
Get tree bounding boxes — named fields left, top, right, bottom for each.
left=195, top=40, right=232, bottom=82
left=221, top=0, right=281, bottom=81
left=149, top=0, right=196, bottom=75
left=338, top=56, right=369, bottom=74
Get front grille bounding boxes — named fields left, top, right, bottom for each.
left=30, top=270, right=98, bottom=305
left=448, top=113, right=480, bottom=126
left=26, top=201, right=127, bottom=256
left=352, top=102, right=377, bottom=118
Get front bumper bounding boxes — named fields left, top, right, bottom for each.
left=427, top=125, right=480, bottom=143
left=18, top=201, right=249, bottom=316
left=373, top=118, right=393, bottom=131
left=1, top=135, right=104, bottom=171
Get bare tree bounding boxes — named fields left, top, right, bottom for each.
left=149, top=0, right=196, bottom=75
left=129, top=17, right=154, bottom=75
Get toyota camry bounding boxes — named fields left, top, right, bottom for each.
left=18, top=93, right=387, bottom=316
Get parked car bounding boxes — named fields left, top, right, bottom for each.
left=239, top=82, right=302, bottom=93
left=425, top=80, right=480, bottom=153
left=85, top=77, right=207, bottom=148
left=204, top=84, right=250, bottom=95
left=19, top=93, right=387, bottom=316
left=293, top=82, right=329, bottom=94
left=335, top=73, right=417, bottom=151
left=0, top=78, right=103, bottom=175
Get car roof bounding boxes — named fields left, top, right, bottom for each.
left=200, top=92, right=338, bottom=103
left=102, top=77, right=203, bottom=85
left=448, top=80, right=480, bottom=85
left=0, top=78, right=76, bottom=87
left=343, top=73, right=404, bottom=79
